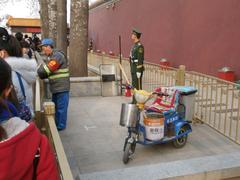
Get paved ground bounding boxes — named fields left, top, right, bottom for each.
left=59, top=96, right=240, bottom=180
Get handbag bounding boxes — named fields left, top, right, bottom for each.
left=15, top=71, right=32, bottom=122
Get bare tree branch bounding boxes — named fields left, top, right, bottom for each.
left=26, top=0, right=40, bottom=17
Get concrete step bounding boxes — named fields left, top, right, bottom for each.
left=79, top=152, right=240, bottom=180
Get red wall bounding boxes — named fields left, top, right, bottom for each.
left=89, top=0, right=240, bottom=79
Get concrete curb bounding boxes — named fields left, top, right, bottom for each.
left=79, top=152, right=240, bottom=180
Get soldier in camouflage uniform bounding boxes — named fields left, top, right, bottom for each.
left=129, top=29, right=144, bottom=103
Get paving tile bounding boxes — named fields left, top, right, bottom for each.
left=60, top=96, right=240, bottom=177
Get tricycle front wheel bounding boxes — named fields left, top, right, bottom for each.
left=173, top=127, right=188, bottom=148
left=123, top=142, right=136, bottom=164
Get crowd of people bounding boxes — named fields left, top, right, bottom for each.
left=15, top=31, right=41, bottom=57
left=0, top=27, right=70, bottom=179
left=0, top=24, right=145, bottom=178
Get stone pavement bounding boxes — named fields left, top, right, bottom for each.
left=59, top=96, right=240, bottom=180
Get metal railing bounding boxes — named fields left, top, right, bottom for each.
left=88, top=52, right=240, bottom=144
left=142, top=63, right=178, bottom=91
left=34, top=78, right=73, bottom=180
left=185, top=71, right=240, bottom=144
left=88, top=52, right=178, bottom=90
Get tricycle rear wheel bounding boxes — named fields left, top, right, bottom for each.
left=123, top=142, right=135, bottom=164
left=173, top=127, right=188, bottom=148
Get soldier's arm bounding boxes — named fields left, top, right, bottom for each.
left=136, top=45, right=144, bottom=72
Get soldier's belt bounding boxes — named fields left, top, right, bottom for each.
left=131, top=59, right=138, bottom=63
left=137, top=65, right=143, bottom=68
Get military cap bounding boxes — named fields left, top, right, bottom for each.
left=132, top=28, right=142, bottom=38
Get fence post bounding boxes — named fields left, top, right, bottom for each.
left=176, top=65, right=186, bottom=86
left=43, top=101, right=74, bottom=180
left=34, top=78, right=46, bottom=134
left=43, top=102, right=55, bottom=139
left=43, top=102, right=55, bottom=116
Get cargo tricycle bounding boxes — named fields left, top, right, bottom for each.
left=120, top=86, right=197, bottom=164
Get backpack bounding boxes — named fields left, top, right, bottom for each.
left=15, top=71, right=32, bottom=121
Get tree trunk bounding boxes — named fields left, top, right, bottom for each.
left=69, top=0, right=89, bottom=77
left=56, top=0, right=67, bottom=55
left=48, top=0, right=57, bottom=44
left=39, top=0, right=49, bottom=39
